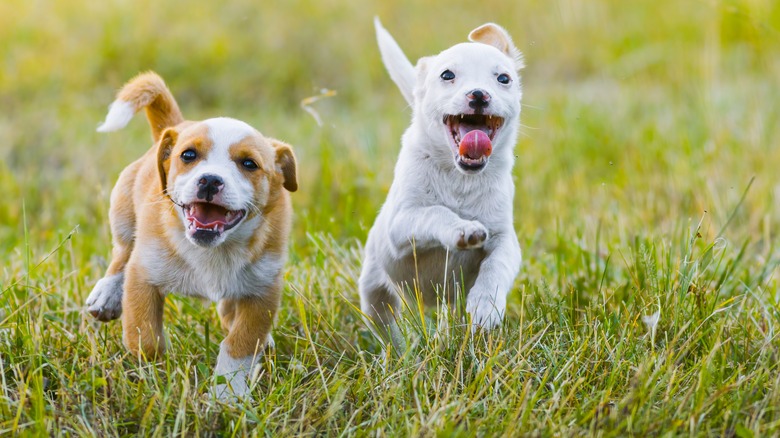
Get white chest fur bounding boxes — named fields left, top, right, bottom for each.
left=136, top=238, right=282, bottom=302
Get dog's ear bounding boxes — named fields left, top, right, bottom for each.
left=374, top=17, right=415, bottom=105
left=156, top=128, right=178, bottom=192
left=413, top=56, right=432, bottom=102
left=270, top=139, right=298, bottom=192
left=468, top=23, right=525, bottom=71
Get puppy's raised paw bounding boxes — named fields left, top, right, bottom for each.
left=454, top=221, right=488, bottom=250
left=86, top=273, right=124, bottom=321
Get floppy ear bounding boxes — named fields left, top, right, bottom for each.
left=156, top=128, right=178, bottom=192
left=270, top=139, right=298, bottom=192
left=374, top=17, right=416, bottom=105
left=468, top=23, right=525, bottom=70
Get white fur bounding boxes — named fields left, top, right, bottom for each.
left=86, top=272, right=124, bottom=320
left=137, top=237, right=283, bottom=302
left=212, top=335, right=274, bottom=400
left=96, top=100, right=135, bottom=132
left=205, top=117, right=257, bottom=148
left=212, top=340, right=258, bottom=399
left=374, top=17, right=416, bottom=105
left=360, top=20, right=523, bottom=336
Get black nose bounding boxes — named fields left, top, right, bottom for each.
left=196, top=174, right=224, bottom=202
left=467, top=89, right=491, bottom=109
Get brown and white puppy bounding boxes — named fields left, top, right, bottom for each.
left=86, top=72, right=297, bottom=399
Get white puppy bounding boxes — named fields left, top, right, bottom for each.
left=359, top=19, right=524, bottom=340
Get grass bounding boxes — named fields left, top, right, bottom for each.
left=1, top=0, right=780, bottom=435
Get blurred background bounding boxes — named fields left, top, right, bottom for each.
left=0, top=0, right=778, bottom=272
left=2, top=2, right=779, bottom=432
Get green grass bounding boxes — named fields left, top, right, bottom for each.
left=2, top=0, right=780, bottom=435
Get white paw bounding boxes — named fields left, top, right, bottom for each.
left=212, top=340, right=261, bottom=402
left=86, top=273, right=124, bottom=321
left=466, top=292, right=505, bottom=331
left=452, top=220, right=488, bottom=250
left=212, top=376, right=251, bottom=402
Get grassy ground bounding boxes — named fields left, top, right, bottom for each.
left=2, top=0, right=780, bottom=435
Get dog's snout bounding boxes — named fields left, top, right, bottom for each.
left=197, top=174, right=224, bottom=202
left=467, top=89, right=491, bottom=109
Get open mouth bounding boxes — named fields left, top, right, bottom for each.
left=444, top=114, right=504, bottom=172
left=182, top=202, right=246, bottom=240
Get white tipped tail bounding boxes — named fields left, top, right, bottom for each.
left=374, top=17, right=416, bottom=106
left=96, top=100, right=135, bottom=132
left=96, top=72, right=184, bottom=141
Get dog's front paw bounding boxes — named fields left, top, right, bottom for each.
left=212, top=377, right=251, bottom=403
left=212, top=341, right=260, bottom=402
left=86, top=273, right=124, bottom=321
left=466, top=293, right=505, bottom=331
left=453, top=221, right=488, bottom=250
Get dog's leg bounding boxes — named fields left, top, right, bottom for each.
left=121, top=263, right=165, bottom=359
left=466, top=231, right=522, bottom=331
left=217, top=299, right=237, bottom=331
left=217, top=299, right=274, bottom=348
left=359, top=257, right=405, bottom=351
left=389, top=206, right=489, bottom=255
left=87, top=171, right=137, bottom=321
left=213, top=295, right=278, bottom=400
left=86, top=241, right=131, bottom=321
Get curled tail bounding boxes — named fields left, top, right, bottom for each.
left=97, top=71, right=184, bottom=142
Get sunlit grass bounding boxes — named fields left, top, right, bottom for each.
left=1, top=0, right=779, bottom=435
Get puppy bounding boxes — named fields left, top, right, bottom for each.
left=85, top=72, right=297, bottom=398
left=359, top=19, right=524, bottom=341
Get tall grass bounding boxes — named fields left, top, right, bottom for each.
left=1, top=0, right=779, bottom=435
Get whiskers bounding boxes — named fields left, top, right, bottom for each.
left=141, top=189, right=186, bottom=213
left=244, top=199, right=263, bottom=216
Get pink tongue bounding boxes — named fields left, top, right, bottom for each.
left=458, top=130, right=492, bottom=159
left=191, top=203, right=228, bottom=225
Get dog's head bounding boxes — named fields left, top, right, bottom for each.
left=156, top=118, right=297, bottom=247
left=375, top=19, right=523, bottom=174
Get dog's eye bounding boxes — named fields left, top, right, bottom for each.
left=181, top=149, right=197, bottom=163
left=440, top=70, right=455, bottom=81
left=241, top=159, right=258, bottom=170
left=497, top=73, right=511, bottom=85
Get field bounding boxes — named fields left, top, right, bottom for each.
left=2, top=0, right=780, bottom=435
